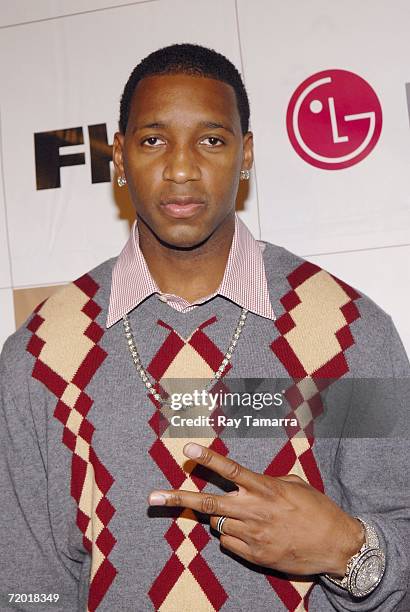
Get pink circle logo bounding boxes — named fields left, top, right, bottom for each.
left=286, top=69, right=382, bottom=170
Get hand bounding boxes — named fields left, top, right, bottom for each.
left=148, top=442, right=364, bottom=577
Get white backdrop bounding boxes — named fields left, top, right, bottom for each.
left=0, top=0, right=409, bottom=355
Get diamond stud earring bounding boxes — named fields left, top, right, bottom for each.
left=240, top=169, right=250, bottom=181
left=117, top=175, right=127, bottom=187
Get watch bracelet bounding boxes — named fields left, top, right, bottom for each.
left=324, top=517, right=383, bottom=595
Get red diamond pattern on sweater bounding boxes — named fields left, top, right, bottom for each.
left=267, top=262, right=360, bottom=611
left=26, top=274, right=117, bottom=612
left=147, top=318, right=229, bottom=611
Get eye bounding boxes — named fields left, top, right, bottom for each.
left=141, top=136, right=165, bottom=147
left=200, top=136, right=224, bottom=147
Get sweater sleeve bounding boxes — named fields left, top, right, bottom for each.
left=0, top=339, right=81, bottom=611
left=319, top=317, right=410, bottom=611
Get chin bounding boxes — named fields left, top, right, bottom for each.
left=158, top=226, right=210, bottom=250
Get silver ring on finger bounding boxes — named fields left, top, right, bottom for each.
left=216, top=515, right=228, bottom=535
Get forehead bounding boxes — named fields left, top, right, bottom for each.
left=128, top=74, right=240, bottom=128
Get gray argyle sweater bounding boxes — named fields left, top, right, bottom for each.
left=1, top=242, right=410, bottom=612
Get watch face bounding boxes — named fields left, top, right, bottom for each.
left=351, top=549, right=386, bottom=596
left=356, top=556, right=383, bottom=590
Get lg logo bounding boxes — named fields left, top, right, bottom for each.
left=286, top=69, right=383, bottom=170
left=34, top=124, right=113, bottom=189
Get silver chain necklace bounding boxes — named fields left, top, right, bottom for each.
left=123, top=307, right=248, bottom=407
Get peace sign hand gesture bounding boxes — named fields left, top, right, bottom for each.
left=148, top=442, right=364, bottom=577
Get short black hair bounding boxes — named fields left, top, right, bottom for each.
left=119, top=43, right=250, bottom=135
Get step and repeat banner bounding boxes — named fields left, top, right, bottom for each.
left=0, top=0, right=409, bottom=353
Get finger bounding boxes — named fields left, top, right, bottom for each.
left=219, top=534, right=252, bottom=562
left=148, top=489, right=246, bottom=519
left=280, top=474, right=307, bottom=485
left=183, top=443, right=263, bottom=491
left=210, top=516, right=248, bottom=542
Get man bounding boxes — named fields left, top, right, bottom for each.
left=0, top=43, right=409, bottom=611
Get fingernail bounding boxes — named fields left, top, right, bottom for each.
left=149, top=493, right=167, bottom=506
left=184, top=443, right=202, bottom=458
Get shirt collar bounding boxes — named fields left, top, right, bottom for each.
left=106, top=214, right=276, bottom=328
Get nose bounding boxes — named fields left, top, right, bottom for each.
left=162, top=144, right=201, bottom=183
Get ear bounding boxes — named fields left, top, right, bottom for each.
left=113, top=132, right=125, bottom=177
left=242, top=131, right=254, bottom=171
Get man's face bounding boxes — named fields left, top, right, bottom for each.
left=113, top=74, right=253, bottom=248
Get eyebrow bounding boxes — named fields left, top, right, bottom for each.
left=136, top=122, right=166, bottom=130
left=133, top=121, right=235, bottom=135
left=198, top=121, right=235, bottom=135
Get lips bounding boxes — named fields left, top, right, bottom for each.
left=160, top=196, right=206, bottom=219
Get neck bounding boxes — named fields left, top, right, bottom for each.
left=138, top=214, right=235, bottom=303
